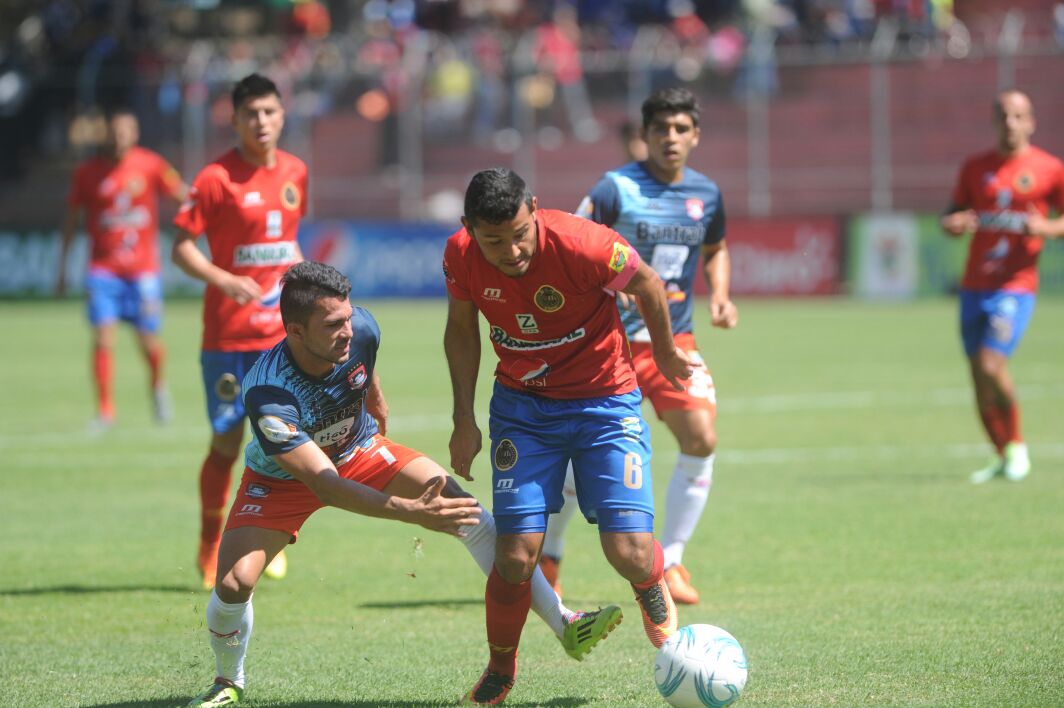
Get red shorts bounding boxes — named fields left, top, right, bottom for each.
left=224, top=434, right=423, bottom=542
left=631, top=332, right=716, bottom=419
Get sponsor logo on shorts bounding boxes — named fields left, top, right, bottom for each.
left=258, top=415, right=298, bottom=444
left=495, top=477, right=518, bottom=494
left=237, top=503, right=263, bottom=516
left=534, top=285, right=565, bottom=312
left=234, top=241, right=298, bottom=267
left=489, top=326, right=585, bottom=351
left=620, top=416, right=642, bottom=441
left=246, top=482, right=271, bottom=499
left=990, top=315, right=1013, bottom=344
left=215, top=373, right=240, bottom=402
left=281, top=181, right=302, bottom=211
left=495, top=439, right=518, bottom=472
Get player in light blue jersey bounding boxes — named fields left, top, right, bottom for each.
left=186, top=262, right=620, bottom=708
left=541, top=87, right=738, bottom=605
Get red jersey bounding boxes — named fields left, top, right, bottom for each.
left=444, top=209, right=642, bottom=399
left=67, top=146, right=183, bottom=279
left=951, top=145, right=1064, bottom=293
left=174, top=148, right=307, bottom=352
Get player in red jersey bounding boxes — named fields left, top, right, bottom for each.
left=57, top=108, right=186, bottom=429
left=941, top=90, right=1064, bottom=484
left=445, top=168, right=694, bottom=705
left=173, top=74, right=305, bottom=588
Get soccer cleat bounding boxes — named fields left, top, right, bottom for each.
left=1003, top=442, right=1031, bottom=482
left=153, top=387, right=174, bottom=424
left=461, top=668, right=514, bottom=706
left=969, top=456, right=1005, bottom=484
left=664, top=564, right=700, bottom=605
left=538, top=554, right=563, bottom=598
left=186, top=679, right=243, bottom=707
left=263, top=548, right=288, bottom=580
left=87, top=414, right=115, bottom=436
left=561, top=604, right=622, bottom=661
left=633, top=577, right=678, bottom=648
left=197, top=541, right=219, bottom=591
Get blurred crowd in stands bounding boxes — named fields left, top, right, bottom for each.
left=1, top=0, right=1059, bottom=183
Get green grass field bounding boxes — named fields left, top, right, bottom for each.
left=1, top=297, right=1062, bottom=707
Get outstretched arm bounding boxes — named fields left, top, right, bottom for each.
left=273, top=440, right=481, bottom=537
left=623, top=261, right=694, bottom=390
left=444, top=295, right=483, bottom=481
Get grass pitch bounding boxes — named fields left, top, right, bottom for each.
left=1, top=297, right=1062, bottom=707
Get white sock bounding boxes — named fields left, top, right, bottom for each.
left=541, top=462, right=578, bottom=560
left=460, top=506, right=572, bottom=639
left=206, top=590, right=253, bottom=688
left=661, top=453, right=715, bottom=569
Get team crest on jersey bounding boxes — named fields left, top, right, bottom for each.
left=608, top=242, right=629, bottom=274
left=281, top=181, right=301, bottom=211
left=1013, top=170, right=1035, bottom=193
left=494, top=439, right=518, bottom=471
left=214, top=373, right=240, bottom=402
left=246, top=482, right=272, bottom=499
left=347, top=363, right=368, bottom=389
left=686, top=198, right=705, bottom=221
left=534, top=285, right=565, bottom=312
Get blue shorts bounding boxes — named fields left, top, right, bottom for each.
left=488, top=382, right=654, bottom=535
left=959, top=290, right=1036, bottom=357
left=85, top=269, right=163, bottom=333
left=201, top=350, right=267, bottom=434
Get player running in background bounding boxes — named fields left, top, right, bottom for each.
left=173, top=73, right=302, bottom=589
left=57, top=108, right=186, bottom=430
left=186, top=262, right=621, bottom=707
left=540, top=88, right=737, bottom=606
left=941, top=89, right=1064, bottom=484
left=445, top=168, right=694, bottom=705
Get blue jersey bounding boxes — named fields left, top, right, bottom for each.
left=242, top=307, right=381, bottom=480
left=575, top=162, right=725, bottom=339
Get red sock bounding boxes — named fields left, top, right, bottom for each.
left=978, top=406, right=1008, bottom=454
left=199, top=449, right=237, bottom=547
left=1000, top=401, right=1023, bottom=444
left=146, top=344, right=165, bottom=389
left=632, top=539, right=665, bottom=591
left=485, top=567, right=531, bottom=676
left=93, top=346, right=114, bottom=419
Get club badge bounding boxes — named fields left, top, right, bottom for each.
left=534, top=285, right=564, bottom=313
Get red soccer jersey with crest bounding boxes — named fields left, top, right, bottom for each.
left=174, top=148, right=307, bottom=352
left=67, top=146, right=183, bottom=279
left=444, top=209, right=643, bottom=399
left=951, top=145, right=1064, bottom=293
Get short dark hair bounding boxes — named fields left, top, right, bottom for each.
left=232, top=73, right=281, bottom=111
left=280, top=261, right=352, bottom=327
left=463, top=168, right=534, bottom=226
left=641, top=87, right=700, bottom=129
left=105, top=106, right=137, bottom=122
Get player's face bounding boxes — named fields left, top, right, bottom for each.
left=994, top=92, right=1034, bottom=153
left=642, top=111, right=699, bottom=180
left=301, top=296, right=354, bottom=367
left=234, top=94, right=285, bottom=157
left=465, top=199, right=539, bottom=277
left=108, top=114, right=139, bottom=156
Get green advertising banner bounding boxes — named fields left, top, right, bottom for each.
left=849, top=213, right=1064, bottom=297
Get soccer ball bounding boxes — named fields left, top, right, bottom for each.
left=654, top=624, right=749, bottom=707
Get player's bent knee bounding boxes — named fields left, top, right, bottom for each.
left=215, top=570, right=256, bottom=603
left=441, top=475, right=475, bottom=500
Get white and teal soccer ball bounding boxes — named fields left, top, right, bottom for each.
left=654, top=624, right=749, bottom=707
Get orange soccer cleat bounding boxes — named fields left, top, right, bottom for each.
left=664, top=564, right=701, bottom=605
left=633, top=576, right=678, bottom=648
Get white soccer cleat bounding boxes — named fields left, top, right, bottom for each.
left=969, top=457, right=1004, bottom=485
left=1003, top=442, right=1030, bottom=482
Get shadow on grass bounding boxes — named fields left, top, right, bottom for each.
left=0, top=584, right=195, bottom=597
left=85, top=698, right=590, bottom=707
left=357, top=598, right=484, bottom=610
